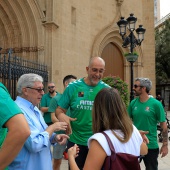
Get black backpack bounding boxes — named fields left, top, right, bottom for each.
left=101, top=132, right=141, bottom=170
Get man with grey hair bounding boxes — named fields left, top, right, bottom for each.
left=128, top=77, right=168, bottom=170
left=9, top=73, right=69, bottom=170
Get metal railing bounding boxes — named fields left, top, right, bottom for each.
left=0, top=49, right=48, bottom=100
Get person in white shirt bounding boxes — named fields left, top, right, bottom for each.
left=68, top=88, right=148, bottom=170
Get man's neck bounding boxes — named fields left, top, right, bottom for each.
left=139, top=93, right=149, bottom=102
left=84, top=77, right=91, bottom=86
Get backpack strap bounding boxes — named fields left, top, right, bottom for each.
left=101, top=131, right=116, bottom=160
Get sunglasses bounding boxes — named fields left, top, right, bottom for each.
left=134, top=84, right=143, bottom=88
left=26, top=87, right=44, bottom=93
left=48, top=86, right=55, bottom=89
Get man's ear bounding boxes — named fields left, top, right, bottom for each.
left=65, top=82, right=68, bottom=87
left=22, top=87, right=28, bottom=95
left=86, top=66, right=89, bottom=72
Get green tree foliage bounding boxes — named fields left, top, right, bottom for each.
left=102, top=76, right=129, bottom=107
left=155, top=20, right=170, bottom=83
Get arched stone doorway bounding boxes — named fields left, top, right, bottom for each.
left=101, top=42, right=124, bottom=80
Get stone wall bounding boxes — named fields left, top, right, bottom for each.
left=0, top=0, right=155, bottom=95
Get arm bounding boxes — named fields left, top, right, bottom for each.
left=68, top=144, right=80, bottom=170
left=139, top=130, right=148, bottom=155
left=40, top=107, right=48, bottom=113
left=160, top=122, right=168, bottom=157
left=23, top=111, right=67, bottom=153
left=46, top=121, right=68, bottom=136
left=139, top=130, right=149, bottom=144
left=51, top=112, right=59, bottom=123
left=140, top=142, right=148, bottom=155
left=54, top=134, right=69, bottom=145
left=68, top=140, right=106, bottom=170
left=84, top=140, right=106, bottom=170
left=0, top=114, right=30, bottom=169
left=56, top=106, right=76, bottom=135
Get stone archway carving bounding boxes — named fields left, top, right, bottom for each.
left=0, top=0, right=44, bottom=61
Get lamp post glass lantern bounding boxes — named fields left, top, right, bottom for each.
left=117, top=13, right=146, bottom=102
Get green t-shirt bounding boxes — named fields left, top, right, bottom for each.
left=48, top=93, right=71, bottom=116
left=0, top=128, right=7, bottom=148
left=0, top=128, right=8, bottom=170
left=0, top=83, right=22, bottom=170
left=48, top=93, right=62, bottom=113
left=0, top=83, right=22, bottom=127
left=40, top=92, right=58, bottom=124
left=128, top=97, right=166, bottom=149
left=58, top=78, right=110, bottom=146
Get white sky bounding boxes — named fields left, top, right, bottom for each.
left=160, top=0, right=170, bottom=18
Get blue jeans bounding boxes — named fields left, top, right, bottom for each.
left=142, top=148, right=159, bottom=170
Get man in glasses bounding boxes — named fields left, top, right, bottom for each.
left=40, top=82, right=58, bottom=126
left=128, top=77, right=168, bottom=170
left=9, top=73, right=69, bottom=170
left=56, top=57, right=110, bottom=170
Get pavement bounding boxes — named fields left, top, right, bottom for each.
left=60, top=111, right=170, bottom=170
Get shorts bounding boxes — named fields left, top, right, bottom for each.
left=53, top=141, right=67, bottom=159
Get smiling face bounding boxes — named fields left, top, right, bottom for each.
left=86, top=57, right=105, bottom=86
left=22, top=81, right=44, bottom=106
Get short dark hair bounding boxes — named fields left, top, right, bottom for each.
left=63, top=75, right=77, bottom=85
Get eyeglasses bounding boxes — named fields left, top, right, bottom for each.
left=134, top=84, right=143, bottom=88
left=91, top=68, right=105, bottom=74
left=26, top=87, right=44, bottom=93
left=48, top=86, right=55, bottom=89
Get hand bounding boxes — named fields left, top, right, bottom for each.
left=58, top=113, right=76, bottom=135
left=55, top=134, right=69, bottom=145
left=160, top=144, right=168, bottom=158
left=139, top=130, right=149, bottom=144
left=68, top=144, right=80, bottom=158
left=46, top=122, right=68, bottom=136
left=52, top=122, right=68, bottom=132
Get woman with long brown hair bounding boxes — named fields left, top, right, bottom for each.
left=68, top=88, right=148, bottom=170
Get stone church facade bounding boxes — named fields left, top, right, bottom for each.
left=0, top=0, right=155, bottom=95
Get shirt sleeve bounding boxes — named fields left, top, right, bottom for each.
left=22, top=109, right=51, bottom=153
left=58, top=86, right=72, bottom=109
left=0, top=85, right=22, bottom=127
left=155, top=101, right=166, bottom=122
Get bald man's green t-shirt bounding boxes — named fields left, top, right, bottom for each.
left=58, top=78, right=110, bottom=146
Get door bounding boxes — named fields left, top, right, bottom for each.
left=101, top=42, right=124, bottom=80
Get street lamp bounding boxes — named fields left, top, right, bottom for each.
left=117, top=13, right=146, bottom=102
